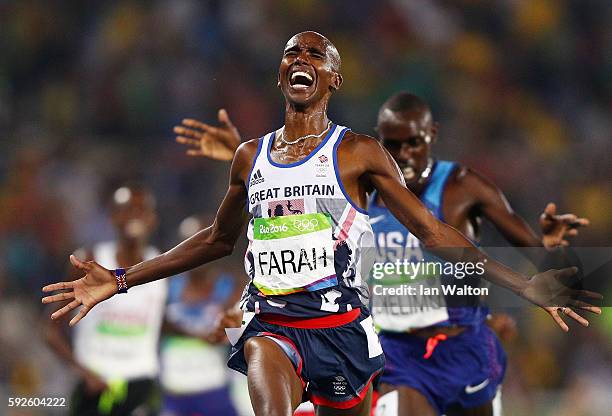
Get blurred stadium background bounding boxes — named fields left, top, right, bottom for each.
left=0, top=1, right=610, bottom=415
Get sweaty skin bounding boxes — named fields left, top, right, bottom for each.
left=43, top=32, right=601, bottom=416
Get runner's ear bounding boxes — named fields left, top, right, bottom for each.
left=430, top=122, right=439, bottom=144
left=331, top=72, right=343, bottom=91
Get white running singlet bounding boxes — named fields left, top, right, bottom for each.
left=242, top=123, right=374, bottom=318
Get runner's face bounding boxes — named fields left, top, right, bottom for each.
left=111, top=189, right=157, bottom=242
left=377, top=108, right=436, bottom=185
left=278, top=33, right=340, bottom=106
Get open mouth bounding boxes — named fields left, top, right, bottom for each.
left=402, top=166, right=416, bottom=180
left=289, top=70, right=315, bottom=89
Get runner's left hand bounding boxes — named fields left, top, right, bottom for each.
left=520, top=267, right=602, bottom=332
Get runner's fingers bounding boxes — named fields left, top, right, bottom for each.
left=218, top=108, right=234, bottom=127
left=555, top=267, right=578, bottom=280
left=70, top=254, right=91, bottom=271
left=554, top=213, right=577, bottom=223
left=548, top=308, right=569, bottom=332
left=571, top=289, right=604, bottom=300
left=70, top=305, right=91, bottom=327
left=562, top=307, right=589, bottom=327
left=174, top=126, right=203, bottom=139
left=568, top=218, right=589, bottom=228
left=182, top=119, right=220, bottom=136
left=186, top=149, right=205, bottom=156
left=51, top=299, right=81, bottom=320
left=175, top=136, right=201, bottom=148
left=568, top=299, right=602, bottom=314
left=42, top=281, right=74, bottom=292
left=42, top=291, right=74, bottom=304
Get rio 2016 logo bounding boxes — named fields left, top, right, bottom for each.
left=259, top=223, right=289, bottom=234
left=293, top=218, right=319, bottom=232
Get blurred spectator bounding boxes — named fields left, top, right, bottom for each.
left=43, top=185, right=167, bottom=416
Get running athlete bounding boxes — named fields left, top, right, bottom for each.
left=174, top=94, right=589, bottom=416
left=369, top=93, right=589, bottom=416
left=44, top=185, right=167, bottom=416
left=43, top=32, right=601, bottom=416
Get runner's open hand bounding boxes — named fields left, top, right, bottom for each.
left=540, top=203, right=589, bottom=249
left=42, top=255, right=117, bottom=326
left=174, top=109, right=241, bottom=161
left=520, top=267, right=602, bottom=331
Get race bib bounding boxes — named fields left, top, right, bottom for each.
left=371, top=270, right=449, bottom=331
left=252, top=213, right=337, bottom=295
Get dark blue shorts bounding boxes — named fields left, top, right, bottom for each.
left=227, top=310, right=385, bottom=409
left=379, top=324, right=506, bottom=415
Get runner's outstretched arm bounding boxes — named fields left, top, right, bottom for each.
left=172, top=116, right=602, bottom=331
left=42, top=140, right=258, bottom=326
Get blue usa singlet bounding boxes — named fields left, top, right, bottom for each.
left=368, top=160, right=487, bottom=331
left=241, top=123, right=375, bottom=318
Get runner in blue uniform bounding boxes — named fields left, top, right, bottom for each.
left=369, top=93, right=590, bottom=416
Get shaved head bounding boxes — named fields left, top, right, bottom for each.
left=378, top=92, right=431, bottom=122
left=285, top=31, right=341, bottom=72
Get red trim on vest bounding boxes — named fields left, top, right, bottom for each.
left=259, top=308, right=360, bottom=329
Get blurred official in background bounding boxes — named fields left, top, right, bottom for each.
left=44, top=185, right=167, bottom=416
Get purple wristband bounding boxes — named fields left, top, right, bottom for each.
left=114, top=268, right=128, bottom=294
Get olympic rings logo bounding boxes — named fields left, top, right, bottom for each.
left=293, top=218, right=319, bottom=232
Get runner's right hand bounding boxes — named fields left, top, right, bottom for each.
left=42, top=255, right=117, bottom=326
left=174, top=109, right=241, bottom=161
left=207, top=307, right=243, bottom=344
